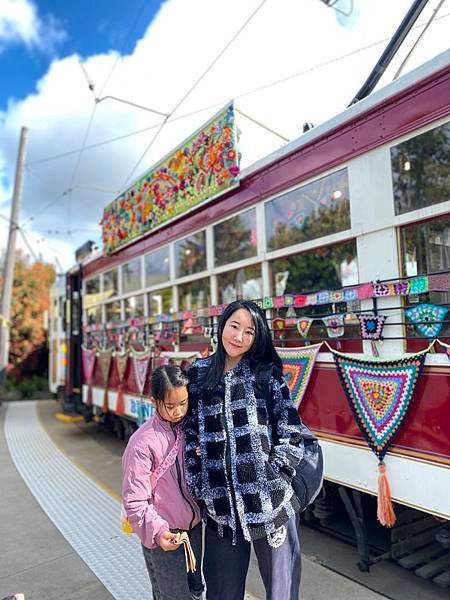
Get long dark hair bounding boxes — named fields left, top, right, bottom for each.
left=201, top=300, right=282, bottom=389
left=151, top=365, right=188, bottom=404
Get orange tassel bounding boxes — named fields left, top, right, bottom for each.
left=116, top=384, right=124, bottom=416
left=102, top=388, right=109, bottom=413
left=377, top=462, right=396, bottom=527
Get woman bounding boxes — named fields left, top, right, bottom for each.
left=185, top=300, right=304, bottom=600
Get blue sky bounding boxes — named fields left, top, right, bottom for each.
left=0, top=0, right=164, bottom=108
left=0, top=0, right=448, bottom=268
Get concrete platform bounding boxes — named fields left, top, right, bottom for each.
left=1, top=400, right=390, bottom=600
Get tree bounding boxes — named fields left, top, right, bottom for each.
left=0, top=252, right=56, bottom=378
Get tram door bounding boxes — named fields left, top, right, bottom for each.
left=65, top=270, right=83, bottom=408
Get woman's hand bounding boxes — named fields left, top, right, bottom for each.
left=195, top=446, right=201, bottom=457
left=158, top=531, right=180, bottom=551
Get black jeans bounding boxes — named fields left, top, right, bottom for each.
left=204, top=514, right=301, bottom=600
left=142, top=522, right=204, bottom=599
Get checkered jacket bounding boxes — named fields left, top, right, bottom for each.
left=185, top=357, right=304, bottom=541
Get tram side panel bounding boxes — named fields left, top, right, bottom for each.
left=300, top=359, right=450, bottom=521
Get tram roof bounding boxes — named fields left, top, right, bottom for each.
left=241, top=48, right=450, bottom=181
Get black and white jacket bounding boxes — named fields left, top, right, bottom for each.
left=185, top=357, right=304, bottom=542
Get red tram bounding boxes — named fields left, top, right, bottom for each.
left=51, top=50, right=450, bottom=582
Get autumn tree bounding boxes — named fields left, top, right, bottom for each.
left=0, top=251, right=56, bottom=378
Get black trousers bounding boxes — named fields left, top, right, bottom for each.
left=203, top=514, right=301, bottom=600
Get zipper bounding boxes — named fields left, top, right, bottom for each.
left=176, top=456, right=196, bottom=530
left=221, top=376, right=237, bottom=534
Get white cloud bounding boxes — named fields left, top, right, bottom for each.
left=0, top=0, right=449, bottom=270
left=0, top=0, right=66, bottom=54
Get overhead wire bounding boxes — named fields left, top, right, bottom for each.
left=393, top=0, right=447, bottom=80
left=26, top=10, right=450, bottom=170
left=119, top=0, right=270, bottom=192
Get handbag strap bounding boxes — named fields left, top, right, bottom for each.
left=150, top=427, right=183, bottom=489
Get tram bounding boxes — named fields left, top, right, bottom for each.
left=51, top=50, right=450, bottom=582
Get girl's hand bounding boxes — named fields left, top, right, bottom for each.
left=195, top=447, right=201, bottom=457
left=159, top=531, right=180, bottom=552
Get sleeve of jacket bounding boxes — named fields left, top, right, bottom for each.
left=184, top=364, right=203, bottom=498
left=269, top=367, right=305, bottom=478
left=122, top=436, right=169, bottom=549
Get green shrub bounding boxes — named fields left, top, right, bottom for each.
left=18, top=379, right=36, bottom=399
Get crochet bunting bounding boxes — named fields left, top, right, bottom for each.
left=297, top=317, right=313, bottom=338
left=98, top=348, right=113, bottom=413
left=323, top=314, right=345, bottom=338
left=115, top=351, right=128, bottom=416
left=405, top=303, right=448, bottom=338
left=358, top=314, right=387, bottom=340
left=130, top=347, right=151, bottom=396
left=332, top=351, right=427, bottom=462
left=81, top=346, right=96, bottom=406
left=277, top=344, right=321, bottom=408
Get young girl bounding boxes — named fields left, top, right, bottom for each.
left=185, top=300, right=305, bottom=600
left=122, top=365, right=204, bottom=600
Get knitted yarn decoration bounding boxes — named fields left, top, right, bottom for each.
left=115, top=351, right=129, bottom=416
left=98, top=347, right=113, bottom=413
left=331, top=348, right=428, bottom=526
left=405, top=303, right=448, bottom=338
left=277, top=344, right=322, bottom=408
left=81, top=346, right=97, bottom=407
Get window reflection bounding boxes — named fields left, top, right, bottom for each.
left=84, top=277, right=100, bottom=307
left=401, top=216, right=450, bottom=339
left=103, top=268, right=118, bottom=301
left=217, top=264, right=262, bottom=304
left=391, top=122, right=450, bottom=215
left=179, top=278, right=210, bottom=311
left=124, top=295, right=145, bottom=320
left=86, top=306, right=102, bottom=325
left=145, top=246, right=170, bottom=287
left=271, top=240, right=358, bottom=295
left=148, top=288, right=174, bottom=316
left=265, top=168, right=350, bottom=252
left=122, top=259, right=142, bottom=294
left=176, top=231, right=206, bottom=278
left=214, top=209, right=257, bottom=266
left=105, top=300, right=121, bottom=323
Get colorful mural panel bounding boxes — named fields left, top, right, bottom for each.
left=101, top=104, right=240, bottom=253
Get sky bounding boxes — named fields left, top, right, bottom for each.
left=0, top=0, right=449, bottom=271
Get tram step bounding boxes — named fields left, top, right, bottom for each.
left=397, top=542, right=444, bottom=569
left=433, top=568, right=450, bottom=588
left=415, top=553, right=450, bottom=579
left=391, top=527, right=442, bottom=558
left=391, top=516, right=437, bottom=542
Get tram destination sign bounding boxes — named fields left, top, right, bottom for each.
left=101, top=103, right=240, bottom=254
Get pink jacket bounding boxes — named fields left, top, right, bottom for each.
left=122, top=412, right=202, bottom=549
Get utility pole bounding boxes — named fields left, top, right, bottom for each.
left=0, top=127, right=29, bottom=392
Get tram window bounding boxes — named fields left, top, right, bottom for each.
left=84, top=276, right=100, bottom=307
left=265, top=168, right=350, bottom=252
left=122, top=258, right=142, bottom=294
left=217, top=264, right=262, bottom=304
left=214, top=209, right=257, bottom=266
left=391, top=122, right=450, bottom=215
left=103, top=268, right=118, bottom=300
left=148, top=287, right=174, bottom=315
left=86, top=306, right=102, bottom=325
left=124, top=295, right=145, bottom=320
left=401, top=215, right=450, bottom=339
left=105, top=300, right=121, bottom=323
left=179, top=277, right=211, bottom=311
left=271, top=240, right=358, bottom=295
left=175, top=231, right=206, bottom=278
left=145, top=246, right=170, bottom=287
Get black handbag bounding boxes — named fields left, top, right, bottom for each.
left=259, top=365, right=324, bottom=512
